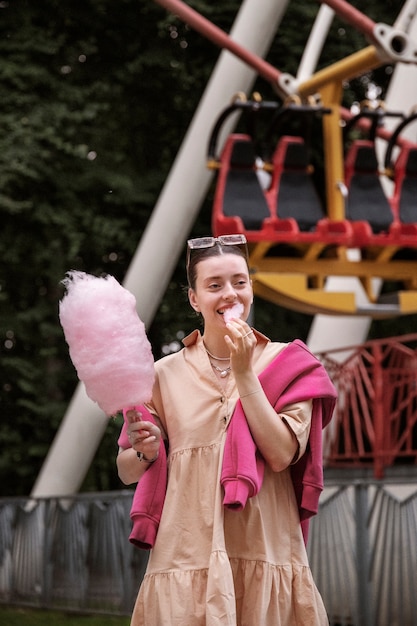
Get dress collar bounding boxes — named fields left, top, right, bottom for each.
left=182, top=328, right=271, bottom=348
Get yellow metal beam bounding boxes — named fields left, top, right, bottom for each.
left=297, top=46, right=382, bottom=99
left=253, top=272, right=417, bottom=318
left=252, top=256, right=417, bottom=282
left=399, top=291, right=417, bottom=314
left=320, top=81, right=345, bottom=221
left=253, top=272, right=357, bottom=315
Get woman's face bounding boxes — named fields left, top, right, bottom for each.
left=188, top=253, right=253, bottom=331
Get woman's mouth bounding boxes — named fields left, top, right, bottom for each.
left=222, top=303, right=244, bottom=323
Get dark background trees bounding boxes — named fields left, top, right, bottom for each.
left=0, top=0, right=410, bottom=495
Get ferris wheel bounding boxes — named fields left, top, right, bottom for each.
left=31, top=0, right=417, bottom=498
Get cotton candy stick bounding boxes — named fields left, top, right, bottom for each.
left=59, top=271, right=155, bottom=416
left=223, top=302, right=244, bottom=324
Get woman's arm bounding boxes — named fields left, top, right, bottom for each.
left=239, top=377, right=311, bottom=472
left=236, top=371, right=309, bottom=472
left=225, top=321, right=310, bottom=472
left=117, top=446, right=152, bottom=485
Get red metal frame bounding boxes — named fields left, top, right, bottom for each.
left=321, top=334, right=417, bottom=478
left=153, top=0, right=380, bottom=90
left=319, top=0, right=376, bottom=42
left=153, top=0, right=280, bottom=85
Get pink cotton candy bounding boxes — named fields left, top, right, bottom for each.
left=223, top=302, right=244, bottom=324
left=59, top=271, right=155, bottom=416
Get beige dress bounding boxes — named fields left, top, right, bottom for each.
left=130, top=330, right=328, bottom=626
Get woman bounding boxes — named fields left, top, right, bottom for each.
left=117, top=234, right=336, bottom=625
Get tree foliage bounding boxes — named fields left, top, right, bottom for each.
left=0, top=0, right=408, bottom=495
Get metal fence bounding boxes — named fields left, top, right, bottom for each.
left=0, top=491, right=148, bottom=616
left=1, top=475, right=417, bottom=624
left=309, top=470, right=417, bottom=626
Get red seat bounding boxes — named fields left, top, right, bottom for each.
left=392, top=145, right=417, bottom=226
left=211, top=134, right=276, bottom=240
left=268, top=136, right=325, bottom=232
left=344, top=139, right=394, bottom=236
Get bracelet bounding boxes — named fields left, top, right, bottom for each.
left=137, top=451, right=159, bottom=463
left=240, top=389, right=261, bottom=398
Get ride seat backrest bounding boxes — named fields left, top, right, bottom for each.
left=222, top=138, right=271, bottom=230
left=273, top=136, right=324, bottom=231
left=345, top=140, right=393, bottom=233
left=395, top=147, right=417, bottom=224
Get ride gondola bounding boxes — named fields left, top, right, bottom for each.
left=209, top=96, right=417, bottom=317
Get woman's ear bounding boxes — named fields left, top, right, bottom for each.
left=188, top=287, right=199, bottom=312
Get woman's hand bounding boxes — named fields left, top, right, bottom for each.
left=224, top=319, right=257, bottom=376
left=117, top=409, right=162, bottom=485
left=125, top=408, right=161, bottom=462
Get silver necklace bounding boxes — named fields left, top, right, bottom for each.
left=205, top=347, right=230, bottom=361
left=210, top=362, right=231, bottom=378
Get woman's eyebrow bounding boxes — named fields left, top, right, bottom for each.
left=205, top=272, right=247, bottom=279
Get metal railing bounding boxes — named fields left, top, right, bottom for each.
left=0, top=491, right=148, bottom=616
left=1, top=476, right=417, bottom=624
left=321, top=334, right=417, bottom=478
left=310, top=469, right=417, bottom=626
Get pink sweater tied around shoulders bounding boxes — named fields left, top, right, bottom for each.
left=119, top=339, right=337, bottom=549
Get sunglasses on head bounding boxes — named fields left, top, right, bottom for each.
left=186, top=234, right=248, bottom=271
left=187, top=234, right=247, bottom=250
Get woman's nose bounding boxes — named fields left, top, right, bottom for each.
left=223, top=282, right=237, bottom=300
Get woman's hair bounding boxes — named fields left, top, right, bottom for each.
left=187, top=243, right=249, bottom=290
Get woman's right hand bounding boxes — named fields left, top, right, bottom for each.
left=125, top=408, right=161, bottom=462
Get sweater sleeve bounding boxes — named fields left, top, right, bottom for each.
left=118, top=406, right=168, bottom=550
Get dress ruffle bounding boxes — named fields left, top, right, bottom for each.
left=131, top=555, right=328, bottom=626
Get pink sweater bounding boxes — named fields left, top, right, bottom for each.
left=119, top=340, right=336, bottom=549
left=221, top=339, right=337, bottom=544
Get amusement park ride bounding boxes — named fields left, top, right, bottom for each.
left=209, top=97, right=417, bottom=316
left=31, top=0, right=417, bottom=498
left=156, top=0, right=417, bottom=317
